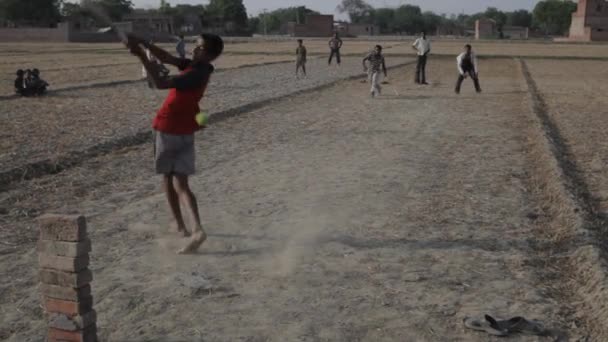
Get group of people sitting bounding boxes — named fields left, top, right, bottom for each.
left=14, top=68, right=49, bottom=96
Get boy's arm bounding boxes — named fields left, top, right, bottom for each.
left=338, top=38, right=343, bottom=48
left=131, top=44, right=171, bottom=89
left=382, top=57, right=387, bottom=76
left=473, top=53, right=479, bottom=75
left=362, top=54, right=369, bottom=70
left=456, top=54, right=464, bottom=75
left=128, top=34, right=182, bottom=67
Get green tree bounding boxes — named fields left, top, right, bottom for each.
left=394, top=4, right=423, bottom=34
left=0, top=0, right=62, bottom=26
left=373, top=7, right=395, bottom=33
left=533, top=0, right=577, bottom=35
left=207, top=0, right=248, bottom=33
left=422, top=11, right=442, bottom=34
left=484, top=7, right=507, bottom=29
left=337, top=0, right=374, bottom=24
left=506, top=9, right=532, bottom=27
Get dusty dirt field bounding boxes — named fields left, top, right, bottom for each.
left=0, top=56, right=411, bottom=177
left=3, top=40, right=608, bottom=341
left=1, top=56, right=591, bottom=341
left=525, top=60, right=608, bottom=212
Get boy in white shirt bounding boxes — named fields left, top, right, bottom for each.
left=412, top=31, right=431, bottom=85
left=455, top=44, right=481, bottom=94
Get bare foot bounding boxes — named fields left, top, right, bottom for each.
left=177, top=230, right=207, bottom=254
left=170, top=222, right=191, bottom=237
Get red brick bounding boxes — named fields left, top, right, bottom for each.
left=48, top=324, right=97, bottom=342
left=48, top=310, right=97, bottom=331
left=44, top=296, right=93, bottom=316
left=39, top=254, right=89, bottom=272
left=38, top=239, right=91, bottom=257
left=39, top=283, right=91, bottom=301
left=39, top=269, right=92, bottom=288
left=39, top=214, right=87, bottom=242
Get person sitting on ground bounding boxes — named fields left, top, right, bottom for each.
left=14, top=69, right=25, bottom=96
left=455, top=44, right=482, bottom=94
left=30, top=68, right=49, bottom=95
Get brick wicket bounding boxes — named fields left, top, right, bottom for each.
left=38, top=214, right=97, bottom=342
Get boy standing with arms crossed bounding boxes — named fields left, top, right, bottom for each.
left=126, top=33, right=224, bottom=254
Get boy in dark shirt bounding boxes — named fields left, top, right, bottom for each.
left=296, top=39, right=307, bottom=78
left=127, top=33, right=224, bottom=254
left=455, top=44, right=481, bottom=94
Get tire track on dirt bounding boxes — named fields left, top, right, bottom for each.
left=520, top=58, right=608, bottom=340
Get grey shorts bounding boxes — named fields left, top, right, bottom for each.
left=154, top=131, right=195, bottom=175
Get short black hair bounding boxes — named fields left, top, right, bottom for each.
left=201, top=33, right=224, bottom=60
left=375, top=44, right=382, bottom=51
left=179, top=34, right=184, bottom=39
left=297, top=39, right=303, bottom=43
left=16, top=69, right=24, bottom=76
left=465, top=44, right=472, bottom=50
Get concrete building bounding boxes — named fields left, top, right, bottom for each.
left=475, top=18, right=496, bottom=39
left=123, top=11, right=174, bottom=36
left=569, top=0, right=608, bottom=41
left=287, top=14, right=334, bottom=37
left=502, top=26, right=529, bottom=39
left=346, top=23, right=379, bottom=36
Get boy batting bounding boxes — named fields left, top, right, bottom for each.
left=126, top=33, right=224, bottom=254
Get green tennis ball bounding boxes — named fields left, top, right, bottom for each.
left=195, top=112, right=208, bottom=126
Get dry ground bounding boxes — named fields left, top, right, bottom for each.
left=2, top=41, right=608, bottom=341
left=0, top=58, right=585, bottom=341
left=525, top=60, right=608, bottom=213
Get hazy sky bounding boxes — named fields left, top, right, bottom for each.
left=112, top=0, right=540, bottom=18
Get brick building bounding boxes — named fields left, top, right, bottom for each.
left=569, top=0, right=608, bottom=41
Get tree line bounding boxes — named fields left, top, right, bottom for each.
left=0, top=0, right=578, bottom=37
left=336, top=0, right=578, bottom=36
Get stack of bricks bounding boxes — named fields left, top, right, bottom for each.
left=38, top=214, right=97, bottom=342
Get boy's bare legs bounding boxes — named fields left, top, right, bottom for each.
left=163, top=174, right=190, bottom=237
left=173, top=174, right=207, bottom=254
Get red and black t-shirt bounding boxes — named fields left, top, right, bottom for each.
left=153, top=59, right=214, bottom=135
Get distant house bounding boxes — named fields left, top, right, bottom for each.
left=123, top=11, right=175, bottom=37
left=568, top=0, right=608, bottom=41
left=501, top=26, right=529, bottom=39
left=475, top=18, right=496, bottom=39
left=179, top=13, right=203, bottom=34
